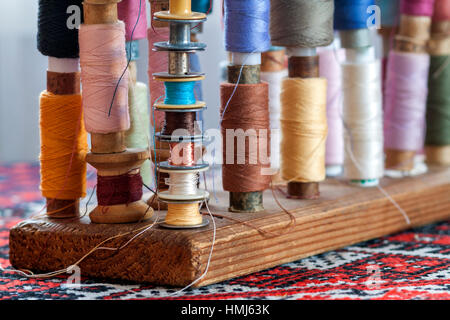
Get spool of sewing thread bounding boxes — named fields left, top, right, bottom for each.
left=342, top=48, right=384, bottom=185
left=280, top=77, right=327, bottom=185
left=118, top=0, right=148, bottom=41
left=319, top=47, right=345, bottom=176
left=261, top=47, right=287, bottom=179
left=149, top=0, right=169, bottom=28
left=37, top=0, right=83, bottom=58
left=426, top=54, right=450, bottom=164
left=425, top=4, right=450, bottom=165
left=37, top=1, right=87, bottom=217
left=385, top=1, right=433, bottom=172
left=220, top=82, right=271, bottom=199
left=384, top=51, right=430, bottom=169
left=221, top=0, right=271, bottom=212
left=81, top=0, right=152, bottom=224
left=40, top=88, right=88, bottom=218
left=270, top=0, right=333, bottom=199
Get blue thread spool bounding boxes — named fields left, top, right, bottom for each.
left=334, top=0, right=376, bottom=30
left=224, top=0, right=271, bottom=53
left=164, top=81, right=196, bottom=105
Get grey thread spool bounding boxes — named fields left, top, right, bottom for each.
left=270, top=0, right=334, bottom=48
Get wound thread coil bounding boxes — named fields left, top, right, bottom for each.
left=79, top=22, right=130, bottom=134
left=220, top=82, right=271, bottom=193
left=280, top=78, right=328, bottom=183
left=39, top=91, right=88, bottom=200
left=270, top=0, right=334, bottom=48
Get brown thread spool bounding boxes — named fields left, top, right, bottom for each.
left=82, top=0, right=152, bottom=223
left=286, top=54, right=320, bottom=199
left=222, top=64, right=269, bottom=213
left=45, top=70, right=82, bottom=218
left=387, top=13, right=432, bottom=171
left=221, top=79, right=271, bottom=212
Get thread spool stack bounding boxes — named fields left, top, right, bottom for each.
left=425, top=0, right=450, bottom=165
left=152, top=0, right=209, bottom=228
left=335, top=0, right=384, bottom=187
left=260, top=46, right=287, bottom=182
left=37, top=0, right=88, bottom=218
left=384, top=0, right=434, bottom=173
left=221, top=0, right=271, bottom=212
left=270, top=0, right=333, bottom=199
left=118, top=0, right=153, bottom=186
left=80, top=0, right=153, bottom=223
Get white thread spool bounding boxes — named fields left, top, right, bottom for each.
left=342, top=46, right=384, bottom=187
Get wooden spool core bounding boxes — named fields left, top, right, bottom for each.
left=426, top=145, right=450, bottom=166
left=286, top=55, right=320, bottom=199
left=261, top=49, right=285, bottom=72
left=388, top=14, right=433, bottom=171
left=45, top=70, right=81, bottom=218
left=226, top=63, right=264, bottom=213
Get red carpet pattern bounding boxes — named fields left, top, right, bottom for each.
left=0, top=163, right=449, bottom=300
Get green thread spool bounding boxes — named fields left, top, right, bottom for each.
left=426, top=55, right=450, bottom=146
left=125, top=81, right=153, bottom=186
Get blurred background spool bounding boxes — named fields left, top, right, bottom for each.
left=384, top=0, right=433, bottom=174
left=37, top=0, right=87, bottom=218
left=270, top=0, right=333, bottom=199
left=426, top=0, right=450, bottom=165
left=376, top=0, right=400, bottom=98
left=319, top=44, right=345, bottom=177
left=260, top=46, right=287, bottom=183
left=119, top=0, right=153, bottom=187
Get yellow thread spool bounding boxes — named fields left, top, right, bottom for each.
left=165, top=202, right=203, bottom=226
left=280, top=77, right=328, bottom=183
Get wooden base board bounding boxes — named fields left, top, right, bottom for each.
left=9, top=166, right=450, bottom=287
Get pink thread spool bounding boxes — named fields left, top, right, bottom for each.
left=384, top=51, right=430, bottom=156
left=319, top=48, right=345, bottom=176
left=118, top=0, right=148, bottom=41
left=401, top=0, right=435, bottom=17
left=79, top=22, right=131, bottom=134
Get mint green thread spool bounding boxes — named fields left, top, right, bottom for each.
left=125, top=81, right=152, bottom=186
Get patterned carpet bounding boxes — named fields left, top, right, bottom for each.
left=0, top=163, right=449, bottom=300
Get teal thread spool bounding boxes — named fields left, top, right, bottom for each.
left=164, top=81, right=196, bottom=105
